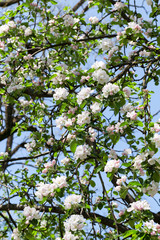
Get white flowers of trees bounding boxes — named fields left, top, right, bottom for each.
left=0, top=0, right=160, bottom=239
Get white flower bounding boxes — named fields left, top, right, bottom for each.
left=40, top=220, right=47, bottom=228
left=56, top=115, right=67, bottom=129
left=115, top=185, right=121, bottom=191
left=123, top=86, right=131, bottom=97
left=11, top=228, right=21, bottom=240
left=133, top=154, right=145, bottom=169
left=102, top=83, right=119, bottom=98
left=7, top=21, right=16, bottom=28
left=64, top=194, right=82, bottom=209
left=113, top=2, right=125, bottom=10
left=64, top=15, right=78, bottom=27
left=104, top=159, right=120, bottom=172
left=77, top=87, right=94, bottom=105
left=122, top=148, right=132, bottom=156
left=23, top=206, right=40, bottom=223
left=0, top=24, right=9, bottom=34
left=53, top=88, right=69, bottom=101
left=80, top=177, right=88, bottom=185
left=99, top=39, right=114, bottom=51
left=51, top=72, right=66, bottom=85
left=116, top=175, right=127, bottom=185
left=92, top=69, right=109, bottom=84
left=143, top=181, right=159, bottom=197
left=126, top=110, right=137, bottom=120
left=74, top=144, right=91, bottom=160
left=89, top=16, right=99, bottom=24
left=52, top=176, right=68, bottom=188
left=139, top=50, right=151, bottom=57
left=144, top=220, right=158, bottom=232
left=25, top=140, right=36, bottom=152
left=91, top=61, right=106, bottom=69
left=152, top=133, right=160, bottom=148
left=24, top=27, right=32, bottom=36
left=63, top=231, right=78, bottom=240
left=126, top=22, right=141, bottom=33
left=148, top=157, right=160, bottom=165
left=89, top=127, right=97, bottom=141
left=77, top=111, right=91, bottom=125
left=127, top=200, right=150, bottom=212
left=90, top=102, right=101, bottom=113
left=64, top=215, right=85, bottom=231
left=121, top=103, right=134, bottom=114
left=61, top=157, right=70, bottom=165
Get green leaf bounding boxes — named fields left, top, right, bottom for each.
left=119, top=188, right=128, bottom=199
left=128, top=181, right=142, bottom=187
left=70, top=140, right=78, bottom=153
left=122, top=229, right=137, bottom=238
left=90, top=180, right=96, bottom=187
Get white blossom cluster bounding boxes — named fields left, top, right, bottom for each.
left=90, top=101, right=101, bottom=113
left=61, top=157, right=70, bottom=165
left=89, top=16, right=99, bottom=24
left=51, top=72, right=66, bottom=85
left=116, top=175, right=127, bottom=185
left=88, top=127, right=97, bottom=142
left=0, top=21, right=16, bottom=35
left=63, top=232, right=78, bottom=240
left=143, top=181, right=159, bottom=197
left=23, top=206, right=40, bottom=224
left=62, top=215, right=86, bottom=240
left=126, top=110, right=137, bottom=120
left=144, top=220, right=160, bottom=235
left=55, top=113, right=76, bottom=129
left=77, top=111, right=91, bottom=125
left=24, top=27, right=32, bottom=36
left=25, top=140, right=36, bottom=152
left=64, top=194, right=82, bottom=209
left=11, top=228, right=21, bottom=240
left=19, top=99, right=33, bottom=107
left=152, top=133, right=160, bottom=148
left=63, top=15, right=79, bottom=27
left=91, top=61, right=106, bottom=70
left=35, top=176, right=67, bottom=200
left=42, top=160, right=56, bottom=173
left=148, top=157, right=160, bottom=165
left=74, top=144, right=92, bottom=160
left=127, top=200, right=150, bottom=212
left=106, top=121, right=127, bottom=134
left=64, top=214, right=85, bottom=232
left=102, top=83, right=120, bottom=98
left=123, top=86, right=131, bottom=97
left=121, top=103, right=135, bottom=114
left=104, top=159, right=120, bottom=172
left=7, top=77, right=24, bottom=93
left=91, top=61, right=109, bottom=84
left=125, top=22, right=142, bottom=33
left=113, top=2, right=125, bottom=10
left=151, top=122, right=160, bottom=133
left=53, top=87, right=69, bottom=101
left=99, top=39, right=114, bottom=51
left=133, top=153, right=147, bottom=170
left=47, top=137, right=54, bottom=146
left=92, top=68, right=109, bottom=84
left=77, top=87, right=94, bottom=105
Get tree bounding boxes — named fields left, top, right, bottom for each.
left=0, top=0, right=160, bottom=239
